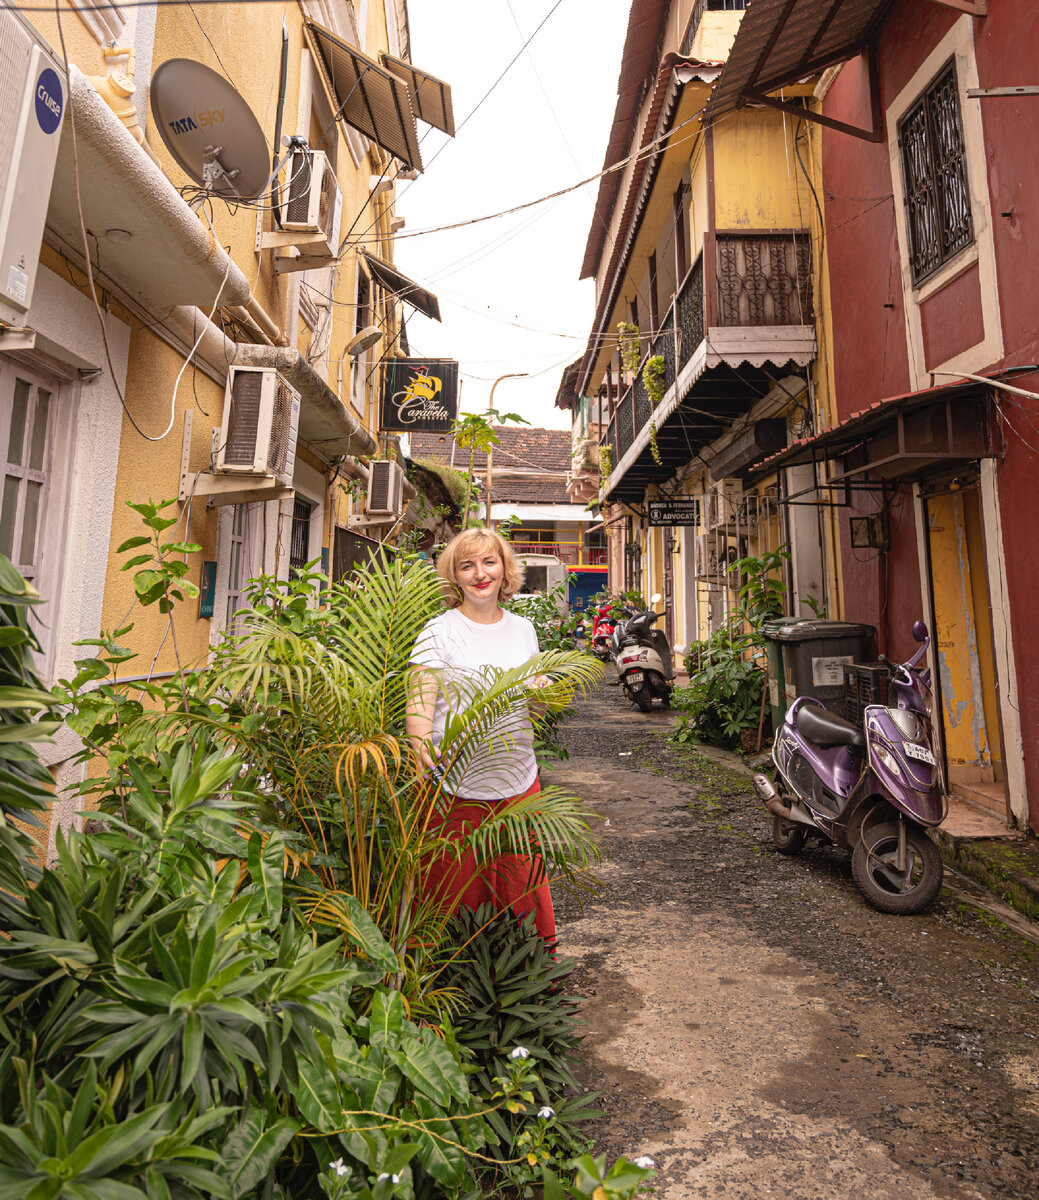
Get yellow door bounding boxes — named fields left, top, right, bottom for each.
left=926, top=487, right=1005, bottom=813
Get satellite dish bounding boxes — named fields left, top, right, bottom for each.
left=150, top=59, right=270, bottom=200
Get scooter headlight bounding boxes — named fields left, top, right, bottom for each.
left=888, top=709, right=925, bottom=740
left=873, top=745, right=903, bottom=778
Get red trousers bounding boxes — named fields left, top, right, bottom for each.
left=423, top=777, right=556, bottom=943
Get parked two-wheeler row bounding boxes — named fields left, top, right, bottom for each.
left=589, top=595, right=675, bottom=711
left=754, top=620, right=946, bottom=915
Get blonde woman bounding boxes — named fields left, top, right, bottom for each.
left=406, top=527, right=555, bottom=941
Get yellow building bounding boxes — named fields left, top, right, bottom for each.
left=569, top=0, right=838, bottom=663
left=3, top=0, right=451, bottom=850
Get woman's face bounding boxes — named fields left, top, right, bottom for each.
left=455, top=546, right=504, bottom=607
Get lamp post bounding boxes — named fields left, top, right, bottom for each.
left=485, top=372, right=528, bottom=528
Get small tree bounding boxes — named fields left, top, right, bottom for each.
left=451, top=408, right=529, bottom=529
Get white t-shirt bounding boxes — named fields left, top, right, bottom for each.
left=410, top=607, right=540, bottom=800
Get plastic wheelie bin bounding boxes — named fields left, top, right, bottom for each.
left=767, top=620, right=876, bottom=715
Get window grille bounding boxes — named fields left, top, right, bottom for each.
left=898, top=61, right=974, bottom=286
left=0, top=370, right=52, bottom=582
left=289, top=497, right=314, bottom=576
left=681, top=0, right=747, bottom=56
left=225, top=503, right=256, bottom=631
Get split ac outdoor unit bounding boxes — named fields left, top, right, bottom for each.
left=365, top=460, right=406, bottom=520
left=216, top=367, right=300, bottom=488
left=704, top=479, right=743, bottom=532
left=0, top=9, right=66, bottom=325
left=282, top=148, right=343, bottom=257
left=695, top=533, right=737, bottom=581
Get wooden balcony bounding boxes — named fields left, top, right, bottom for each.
left=603, top=233, right=816, bottom=501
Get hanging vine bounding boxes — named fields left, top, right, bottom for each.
left=599, top=444, right=613, bottom=485
left=648, top=422, right=662, bottom=466
left=617, top=321, right=642, bottom=374
left=642, top=354, right=666, bottom=406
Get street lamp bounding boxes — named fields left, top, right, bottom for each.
left=485, top=372, right=528, bottom=528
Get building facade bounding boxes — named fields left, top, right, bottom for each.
left=7, top=0, right=450, bottom=850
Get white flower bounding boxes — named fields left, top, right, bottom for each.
left=330, top=1158, right=349, bottom=1178
left=537, top=1106, right=555, bottom=1120
left=377, top=1173, right=400, bottom=1184
left=509, top=1045, right=530, bottom=1060
left=633, top=1156, right=656, bottom=1170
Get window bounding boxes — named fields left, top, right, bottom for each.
left=898, top=61, right=974, bottom=286
left=225, top=503, right=256, bottom=631
left=0, top=367, right=54, bottom=584
left=289, top=497, right=314, bottom=577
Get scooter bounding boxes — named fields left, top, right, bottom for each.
left=612, top=593, right=675, bottom=712
left=590, top=603, right=616, bottom=662
left=753, top=620, right=947, bottom=914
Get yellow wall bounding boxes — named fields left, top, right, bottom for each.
left=713, top=108, right=817, bottom=230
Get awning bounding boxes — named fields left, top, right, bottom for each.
left=706, top=0, right=894, bottom=131
left=380, top=53, right=455, bottom=136
left=304, top=20, right=422, bottom=171
left=749, top=378, right=999, bottom=485
left=358, top=249, right=441, bottom=322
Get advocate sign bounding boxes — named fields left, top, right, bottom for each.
left=381, top=359, right=458, bottom=431
left=648, top=498, right=700, bottom=526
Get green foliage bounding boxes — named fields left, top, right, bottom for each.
left=641, top=355, right=666, bottom=406
left=616, top=323, right=641, bottom=374
left=542, top=1154, right=656, bottom=1200
left=0, top=555, right=60, bottom=892
left=647, top=422, right=661, bottom=466
left=598, top=445, right=612, bottom=487
left=450, top=409, right=529, bottom=530
left=730, top=544, right=790, bottom=637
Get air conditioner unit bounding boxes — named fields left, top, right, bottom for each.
left=695, top=533, right=738, bottom=581
left=366, top=460, right=405, bottom=520
left=704, top=479, right=743, bottom=532
left=216, top=367, right=300, bottom=488
left=0, top=9, right=66, bottom=324
left=282, top=148, right=343, bottom=257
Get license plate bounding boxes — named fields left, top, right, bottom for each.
left=628, top=672, right=644, bottom=685
left=904, top=741, right=935, bottom=765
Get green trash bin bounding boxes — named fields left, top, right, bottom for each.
left=768, top=620, right=876, bottom=714
left=763, top=617, right=810, bottom=732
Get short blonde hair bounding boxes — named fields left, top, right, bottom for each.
left=436, top=529, right=525, bottom=608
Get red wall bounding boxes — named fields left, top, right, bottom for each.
left=820, top=1, right=1039, bottom=831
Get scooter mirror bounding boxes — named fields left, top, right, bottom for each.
left=912, top=619, right=928, bottom=643
left=650, top=592, right=662, bottom=605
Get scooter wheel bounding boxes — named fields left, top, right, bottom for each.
left=633, top=686, right=654, bottom=713
left=771, top=813, right=807, bottom=856
left=851, top=822, right=943, bottom=914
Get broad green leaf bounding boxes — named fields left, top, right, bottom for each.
left=223, top=1112, right=299, bottom=1199
left=369, top=989, right=403, bottom=1049
left=295, top=1059, right=342, bottom=1131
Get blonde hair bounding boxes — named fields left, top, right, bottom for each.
left=436, top=529, right=525, bottom=608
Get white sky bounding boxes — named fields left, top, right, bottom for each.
left=393, top=0, right=632, bottom=432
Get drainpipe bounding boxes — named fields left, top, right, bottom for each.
left=87, top=48, right=159, bottom=164
left=227, top=300, right=284, bottom=346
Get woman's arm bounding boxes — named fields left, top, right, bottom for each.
left=405, top=666, right=440, bottom=773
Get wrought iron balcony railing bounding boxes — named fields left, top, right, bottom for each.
left=602, top=233, right=813, bottom=475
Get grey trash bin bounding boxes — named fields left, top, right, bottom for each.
left=767, top=620, right=876, bottom=713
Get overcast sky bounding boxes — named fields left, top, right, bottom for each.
left=393, top=0, right=631, bottom=432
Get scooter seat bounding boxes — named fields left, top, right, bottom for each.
left=795, top=702, right=866, bottom=749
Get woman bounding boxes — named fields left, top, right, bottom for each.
left=406, top=528, right=555, bottom=941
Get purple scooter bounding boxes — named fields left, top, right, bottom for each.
left=753, top=620, right=947, bottom=914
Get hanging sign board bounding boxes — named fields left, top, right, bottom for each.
left=648, top=498, right=700, bottom=526
left=381, top=358, right=458, bottom=431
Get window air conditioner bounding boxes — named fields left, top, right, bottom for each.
left=0, top=9, right=66, bottom=324
left=704, top=479, right=743, bottom=532
left=216, top=367, right=301, bottom=488
left=282, top=149, right=343, bottom=257
left=366, top=460, right=406, bottom=520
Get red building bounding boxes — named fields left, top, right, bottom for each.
left=712, top=0, right=1038, bottom=834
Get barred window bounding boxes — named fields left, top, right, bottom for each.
left=898, top=61, right=974, bottom=286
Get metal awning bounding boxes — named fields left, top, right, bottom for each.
left=304, top=20, right=422, bottom=170
left=749, top=378, right=998, bottom=486
left=706, top=0, right=895, bottom=138
left=358, top=249, right=441, bottom=322
left=381, top=53, right=455, bottom=136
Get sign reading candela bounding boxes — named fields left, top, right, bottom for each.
left=381, top=359, right=459, bottom=432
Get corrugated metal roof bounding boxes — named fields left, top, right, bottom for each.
left=706, top=0, right=894, bottom=123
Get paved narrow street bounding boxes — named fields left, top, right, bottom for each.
left=545, top=680, right=1039, bottom=1200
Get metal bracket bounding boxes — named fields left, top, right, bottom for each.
left=0, top=325, right=36, bottom=351
left=967, top=86, right=1039, bottom=98
left=180, top=414, right=295, bottom=506
left=258, top=229, right=334, bottom=251
left=274, top=252, right=337, bottom=275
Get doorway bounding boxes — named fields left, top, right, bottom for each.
left=924, top=483, right=1007, bottom=819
